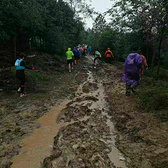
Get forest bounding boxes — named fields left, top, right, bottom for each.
left=0, top=0, right=168, bottom=168
left=0, top=0, right=168, bottom=74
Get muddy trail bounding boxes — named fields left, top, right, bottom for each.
left=1, top=55, right=168, bottom=168
left=0, top=55, right=87, bottom=168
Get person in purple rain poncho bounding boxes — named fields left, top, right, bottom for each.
left=122, top=53, right=142, bottom=96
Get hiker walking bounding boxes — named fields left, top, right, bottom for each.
left=104, top=48, right=114, bottom=63
left=66, top=48, right=74, bottom=73
left=122, top=53, right=142, bottom=96
left=94, top=50, right=102, bottom=64
left=139, top=52, right=148, bottom=76
left=88, top=46, right=92, bottom=55
left=73, top=47, right=80, bottom=65
left=82, top=45, right=86, bottom=56
left=77, top=47, right=82, bottom=62
left=15, top=54, right=27, bottom=97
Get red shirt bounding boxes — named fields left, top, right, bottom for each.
left=141, top=55, right=148, bottom=75
left=105, top=50, right=114, bottom=58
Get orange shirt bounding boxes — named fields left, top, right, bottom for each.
left=105, top=50, right=114, bottom=58
left=141, top=55, right=148, bottom=75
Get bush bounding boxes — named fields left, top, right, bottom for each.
left=145, top=67, right=168, bottom=81
left=139, top=88, right=168, bottom=111
left=138, top=68, right=168, bottom=122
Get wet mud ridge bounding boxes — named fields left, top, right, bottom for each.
left=41, top=70, right=127, bottom=167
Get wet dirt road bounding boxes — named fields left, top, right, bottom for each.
left=11, top=56, right=128, bottom=168
left=10, top=56, right=168, bottom=168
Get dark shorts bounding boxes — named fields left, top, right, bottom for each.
left=105, top=57, right=113, bottom=63
left=75, top=55, right=80, bottom=60
left=94, top=56, right=101, bottom=63
left=16, top=70, right=25, bottom=84
left=67, top=59, right=73, bottom=65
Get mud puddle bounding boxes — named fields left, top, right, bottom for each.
left=106, top=120, right=127, bottom=168
left=96, top=82, right=127, bottom=168
left=69, top=69, right=128, bottom=167
left=11, top=100, right=70, bottom=168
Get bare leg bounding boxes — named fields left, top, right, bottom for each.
left=68, top=63, right=71, bottom=72
left=72, top=61, right=74, bottom=69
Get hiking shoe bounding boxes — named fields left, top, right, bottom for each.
left=126, top=91, right=130, bottom=96
left=17, top=87, right=21, bottom=93
left=131, top=85, right=137, bottom=93
left=132, top=88, right=136, bottom=93
left=20, top=93, right=26, bottom=97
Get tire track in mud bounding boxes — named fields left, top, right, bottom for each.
left=41, top=64, right=127, bottom=168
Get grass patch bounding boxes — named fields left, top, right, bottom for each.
left=138, top=68, right=168, bottom=122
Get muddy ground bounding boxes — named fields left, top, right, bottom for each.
left=1, top=55, right=168, bottom=168
left=40, top=57, right=168, bottom=168
left=0, top=54, right=88, bottom=168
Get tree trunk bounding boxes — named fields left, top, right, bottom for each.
left=40, top=37, right=42, bottom=50
left=29, top=38, right=32, bottom=54
left=157, top=33, right=163, bottom=80
left=146, top=43, right=149, bottom=62
left=14, top=36, right=17, bottom=60
left=151, top=49, right=155, bottom=68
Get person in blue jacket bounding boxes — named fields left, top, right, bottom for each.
left=73, top=47, right=80, bottom=64
left=88, top=46, right=92, bottom=55
left=15, top=54, right=27, bottom=97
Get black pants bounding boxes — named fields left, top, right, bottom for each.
left=105, top=57, right=112, bottom=63
left=16, top=70, right=25, bottom=94
left=126, top=84, right=137, bottom=96
left=94, top=57, right=101, bottom=64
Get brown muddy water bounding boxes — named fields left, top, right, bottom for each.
left=11, top=101, right=69, bottom=168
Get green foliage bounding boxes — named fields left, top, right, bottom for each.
left=139, top=87, right=168, bottom=111
left=0, top=0, right=89, bottom=67
left=145, top=67, right=168, bottom=81
left=161, top=51, right=168, bottom=69
left=138, top=68, right=168, bottom=122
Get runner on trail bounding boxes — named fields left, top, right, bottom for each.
left=15, top=54, right=27, bottom=97
left=82, top=45, right=85, bottom=56
left=94, top=50, right=102, bottom=64
left=73, top=47, right=80, bottom=65
left=104, top=48, right=114, bottom=63
left=77, top=47, right=82, bottom=62
left=122, top=53, right=142, bottom=96
left=88, top=46, right=92, bottom=55
left=66, top=48, right=74, bottom=73
left=85, top=44, right=88, bottom=51
left=138, top=51, right=148, bottom=76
